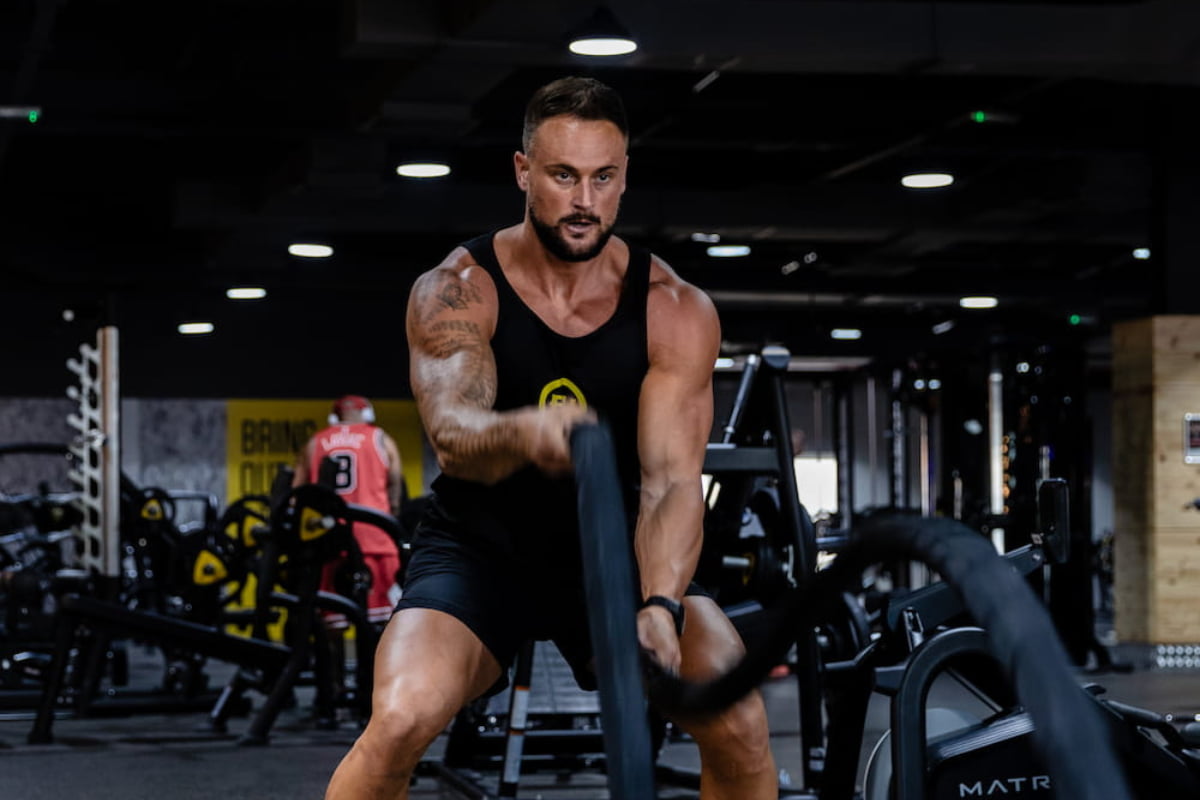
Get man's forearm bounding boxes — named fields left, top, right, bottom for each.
left=427, top=406, right=531, bottom=485
left=635, top=482, right=705, bottom=601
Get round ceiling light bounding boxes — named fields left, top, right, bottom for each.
left=901, top=173, right=955, bottom=189
left=226, top=287, right=267, bottom=300
left=178, top=322, right=214, bottom=335
left=397, top=162, right=451, bottom=178
left=288, top=243, right=333, bottom=258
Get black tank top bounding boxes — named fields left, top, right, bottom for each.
left=429, top=232, right=652, bottom=570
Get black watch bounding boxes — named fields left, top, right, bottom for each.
left=641, top=595, right=685, bottom=636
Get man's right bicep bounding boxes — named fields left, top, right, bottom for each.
left=406, top=266, right=498, bottom=411
left=410, top=330, right=497, bottom=415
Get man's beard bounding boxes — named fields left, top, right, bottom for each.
left=529, top=204, right=617, bottom=263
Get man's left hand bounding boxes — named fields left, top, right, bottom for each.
left=637, top=605, right=682, bottom=675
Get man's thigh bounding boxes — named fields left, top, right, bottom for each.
left=394, top=531, right=531, bottom=689
left=374, top=607, right=504, bottom=712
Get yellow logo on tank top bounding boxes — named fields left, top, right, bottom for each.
left=538, top=378, right=588, bottom=410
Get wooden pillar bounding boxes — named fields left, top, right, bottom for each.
left=1112, top=316, right=1200, bottom=643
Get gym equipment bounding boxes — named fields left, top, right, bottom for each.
left=25, top=477, right=397, bottom=745
left=646, top=513, right=1138, bottom=800
left=0, top=444, right=174, bottom=710
left=430, top=641, right=615, bottom=797
left=700, top=347, right=813, bottom=608
left=696, top=346, right=828, bottom=791
left=859, top=625, right=1200, bottom=800
left=203, top=480, right=394, bottom=744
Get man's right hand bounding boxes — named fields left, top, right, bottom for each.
left=521, top=404, right=596, bottom=476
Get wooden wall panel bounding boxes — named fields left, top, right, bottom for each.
left=1113, top=316, right=1200, bottom=643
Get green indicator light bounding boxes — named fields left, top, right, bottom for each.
left=971, top=110, right=987, bottom=123
left=1069, top=314, right=1081, bottom=325
left=27, top=110, right=38, bottom=124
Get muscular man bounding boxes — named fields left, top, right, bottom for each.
left=325, top=76, right=776, bottom=799
left=295, top=395, right=403, bottom=624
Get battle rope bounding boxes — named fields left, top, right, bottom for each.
left=571, top=423, right=657, bottom=799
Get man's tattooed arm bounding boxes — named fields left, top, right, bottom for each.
left=406, top=261, right=535, bottom=484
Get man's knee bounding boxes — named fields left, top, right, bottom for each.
left=363, top=682, right=463, bottom=764
left=688, top=692, right=773, bottom=772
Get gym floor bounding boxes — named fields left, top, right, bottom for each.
left=0, top=641, right=1196, bottom=799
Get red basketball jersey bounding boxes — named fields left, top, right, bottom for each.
left=309, top=423, right=397, bottom=556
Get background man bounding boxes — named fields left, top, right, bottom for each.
left=294, top=394, right=403, bottom=625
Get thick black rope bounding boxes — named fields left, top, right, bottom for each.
left=647, top=514, right=1134, bottom=800
left=570, top=423, right=657, bottom=799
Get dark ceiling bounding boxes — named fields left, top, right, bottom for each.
left=2, top=0, right=1198, bottom=396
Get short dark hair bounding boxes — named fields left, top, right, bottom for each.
left=521, top=76, right=628, bottom=153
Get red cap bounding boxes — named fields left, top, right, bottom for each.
left=331, top=395, right=374, bottom=422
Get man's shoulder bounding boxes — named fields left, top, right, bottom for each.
left=407, top=243, right=501, bottom=328
left=646, top=254, right=715, bottom=319
left=643, top=253, right=719, bottom=365
left=422, top=245, right=480, bottom=280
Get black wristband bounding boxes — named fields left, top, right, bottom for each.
left=641, top=595, right=685, bottom=636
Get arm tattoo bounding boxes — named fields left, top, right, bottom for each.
left=438, top=281, right=481, bottom=310
left=428, top=320, right=480, bottom=335
left=415, top=272, right=483, bottom=325
left=424, top=335, right=469, bottom=360
left=415, top=316, right=495, bottom=408
left=461, top=362, right=495, bottom=406
left=422, top=320, right=483, bottom=359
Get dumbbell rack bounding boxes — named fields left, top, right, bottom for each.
left=65, top=325, right=121, bottom=580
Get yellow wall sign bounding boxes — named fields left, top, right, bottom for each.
left=224, top=398, right=424, bottom=506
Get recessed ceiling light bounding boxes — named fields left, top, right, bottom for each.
left=830, top=328, right=862, bottom=340
left=932, top=320, right=956, bottom=335
left=691, top=232, right=721, bottom=243
left=714, top=357, right=736, bottom=369
left=396, top=162, right=451, bottom=178
left=288, top=243, right=333, bottom=258
left=707, top=245, right=751, bottom=258
left=1132, top=247, right=1151, bottom=260
left=901, top=173, right=955, bottom=189
left=959, top=296, right=998, bottom=309
left=226, top=287, right=267, bottom=300
left=569, top=37, right=637, bottom=56
left=178, top=322, right=214, bottom=335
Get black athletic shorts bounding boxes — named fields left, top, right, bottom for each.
left=394, top=502, right=707, bottom=695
